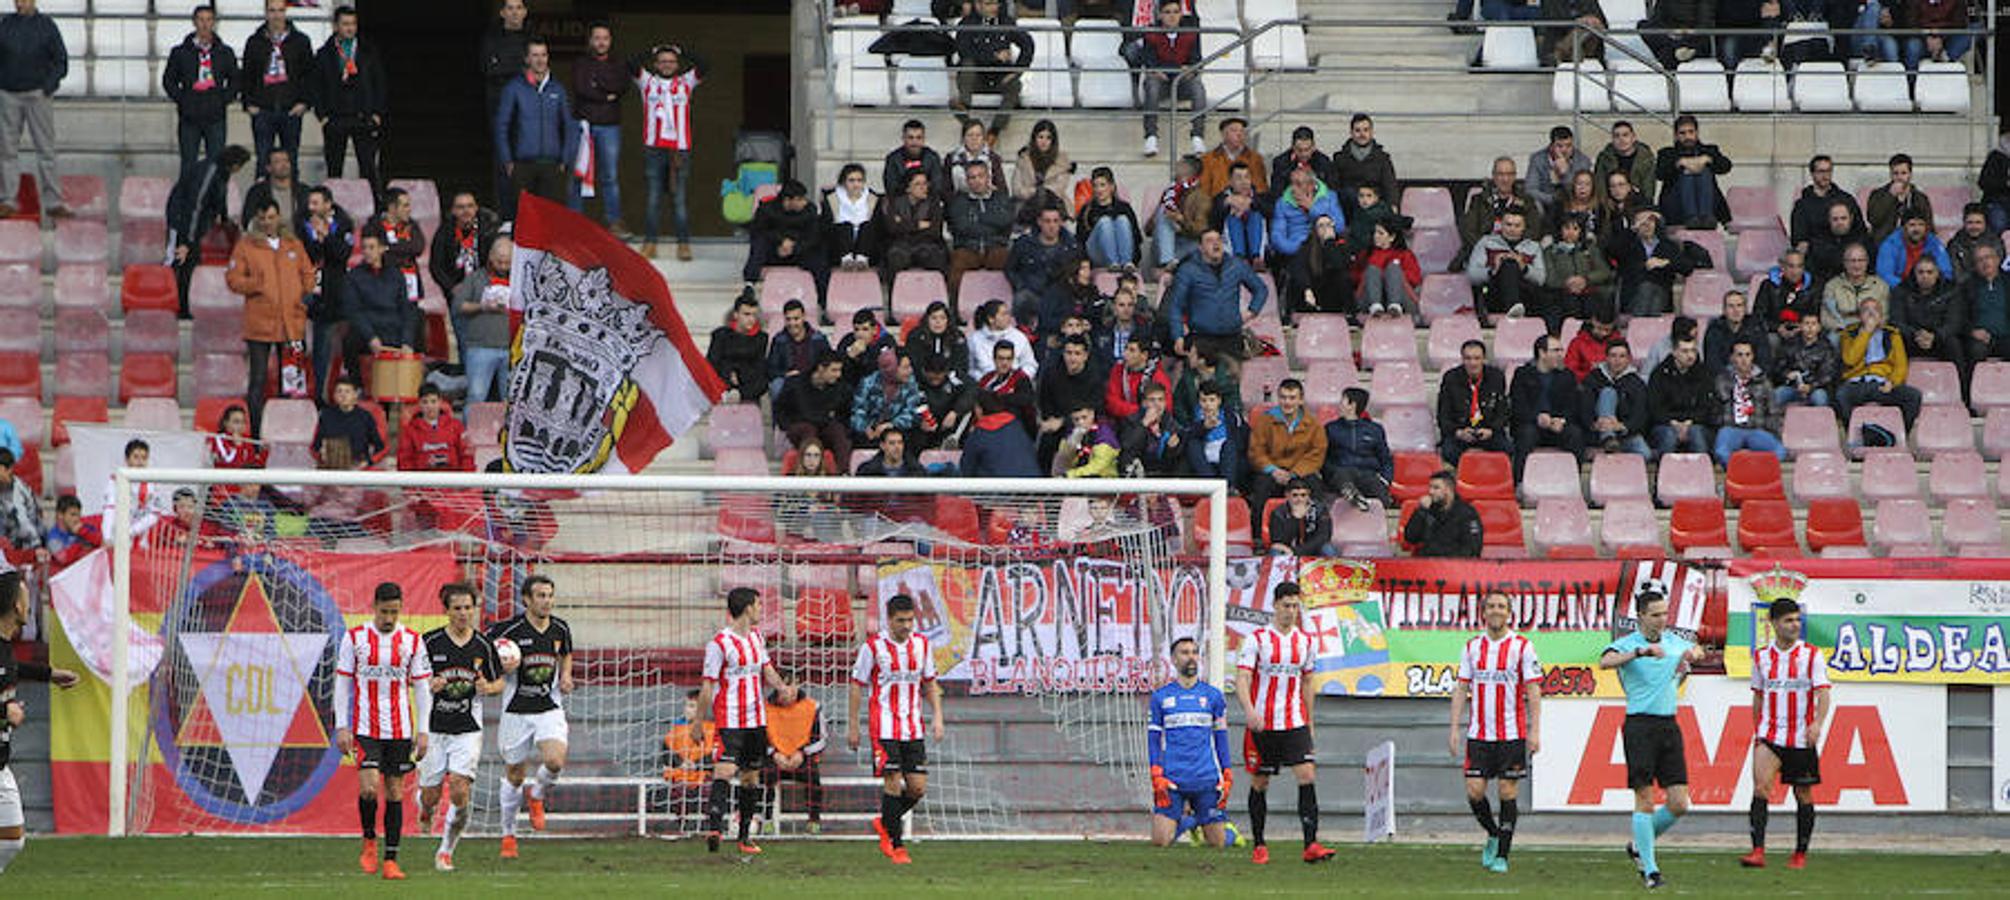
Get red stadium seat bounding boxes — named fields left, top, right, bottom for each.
left=192, top=397, right=246, bottom=435
left=120, top=264, right=178, bottom=314
left=1911, top=404, right=1974, bottom=458
left=1293, top=314, right=1352, bottom=362
left=53, top=263, right=106, bottom=311
left=1736, top=499, right=1799, bottom=554
left=1390, top=451, right=1441, bottom=503
left=118, top=353, right=177, bottom=403
left=13, top=443, right=38, bottom=495
left=1654, top=452, right=1716, bottom=505
left=1723, top=450, right=1784, bottom=506
left=933, top=495, right=981, bottom=543
left=118, top=175, right=171, bottom=220
left=712, top=447, right=769, bottom=476
left=1490, top=316, right=1549, bottom=372
left=1984, top=409, right=2010, bottom=461
left=187, top=265, right=236, bottom=317
left=122, top=308, right=180, bottom=357
left=1803, top=497, right=1865, bottom=552
left=1358, top=316, right=1417, bottom=369
left=1732, top=227, right=1790, bottom=281
left=1871, top=498, right=1935, bottom=555
left=50, top=395, right=107, bottom=446
left=1191, top=496, right=1252, bottom=553
left=1473, top=499, right=1527, bottom=557
left=1425, top=314, right=1481, bottom=371
left=0, top=220, right=39, bottom=266
left=53, top=308, right=109, bottom=354
left=1600, top=499, right=1662, bottom=558
left=1532, top=497, right=1595, bottom=558
left=0, top=352, right=39, bottom=400
left=120, top=218, right=167, bottom=269
left=59, top=174, right=108, bottom=220
left=1789, top=451, right=1851, bottom=501
left=717, top=495, right=776, bottom=544
left=1455, top=450, right=1514, bottom=501
left=1668, top=498, right=1729, bottom=553
left=54, top=352, right=110, bottom=400
left=1589, top=452, right=1649, bottom=506
left=0, top=262, right=35, bottom=311
left=1519, top=450, right=1583, bottom=504
left=1859, top=449, right=1921, bottom=502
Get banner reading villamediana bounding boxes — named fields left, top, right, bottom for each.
left=1725, top=558, right=2010, bottom=685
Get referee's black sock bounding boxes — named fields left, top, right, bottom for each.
left=1748, top=796, right=1768, bottom=849
left=382, top=800, right=403, bottom=861
left=359, top=796, right=378, bottom=840
left=735, top=783, right=762, bottom=842
left=1794, top=801, right=1815, bottom=853
left=881, top=793, right=905, bottom=848
left=1297, top=784, right=1320, bottom=846
left=1467, top=796, right=1498, bottom=838
left=1247, top=787, right=1267, bottom=846
left=1497, top=798, right=1518, bottom=858
left=704, top=778, right=730, bottom=833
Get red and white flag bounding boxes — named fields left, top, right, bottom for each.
left=573, top=121, right=596, bottom=198
left=506, top=195, right=725, bottom=473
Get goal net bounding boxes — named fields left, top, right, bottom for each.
left=108, top=469, right=1229, bottom=840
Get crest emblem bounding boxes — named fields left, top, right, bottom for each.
left=504, top=253, right=664, bottom=473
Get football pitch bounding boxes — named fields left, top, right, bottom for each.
left=9, top=837, right=2007, bottom=897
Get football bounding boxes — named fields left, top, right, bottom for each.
left=495, top=638, right=521, bottom=669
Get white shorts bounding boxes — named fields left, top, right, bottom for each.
left=497, top=710, right=568, bottom=766
left=0, top=768, right=21, bottom=829
left=417, top=732, right=485, bottom=788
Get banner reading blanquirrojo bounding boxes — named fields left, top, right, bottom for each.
left=1725, top=558, right=2010, bottom=686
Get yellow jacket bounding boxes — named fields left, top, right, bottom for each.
left=1840, top=323, right=1908, bottom=386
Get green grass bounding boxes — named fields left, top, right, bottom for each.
left=9, top=836, right=2007, bottom=897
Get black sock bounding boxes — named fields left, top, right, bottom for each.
left=1247, top=786, right=1268, bottom=846
left=705, top=779, right=730, bottom=832
left=1468, top=796, right=1499, bottom=838
left=1498, top=798, right=1518, bottom=858
left=881, top=792, right=905, bottom=848
left=899, top=792, right=921, bottom=815
left=1794, top=802, right=1815, bottom=853
left=1749, top=796, right=1769, bottom=850
left=736, top=784, right=761, bottom=841
left=1297, top=783, right=1320, bottom=846
left=382, top=800, right=403, bottom=860
left=359, top=796, right=379, bottom=840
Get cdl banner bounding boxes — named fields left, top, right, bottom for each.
left=1725, top=558, right=2010, bottom=685
left=1532, top=677, right=1946, bottom=812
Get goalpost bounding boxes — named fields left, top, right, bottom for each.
left=106, top=468, right=1230, bottom=839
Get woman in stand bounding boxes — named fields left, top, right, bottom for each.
left=822, top=163, right=881, bottom=271
left=1011, top=119, right=1076, bottom=220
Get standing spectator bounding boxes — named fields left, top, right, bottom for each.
left=1165, top=230, right=1268, bottom=375
left=569, top=23, right=630, bottom=235
left=961, top=390, right=1041, bottom=478
left=342, top=230, right=420, bottom=364
left=1963, top=244, right=2010, bottom=363
left=1197, top=117, right=1265, bottom=199
left=836, top=309, right=897, bottom=389
left=952, top=0, right=1032, bottom=136
left=1713, top=339, right=1784, bottom=464
left=1153, top=154, right=1207, bottom=269
left=1612, top=208, right=1691, bottom=317
left=239, top=149, right=306, bottom=233
left=1403, top=471, right=1482, bottom=558
left=1579, top=341, right=1652, bottom=457
left=1137, top=0, right=1205, bottom=158
left=1268, top=126, right=1333, bottom=206
left=1946, top=203, right=2003, bottom=284
left=1322, top=387, right=1391, bottom=509
left=1465, top=209, right=1545, bottom=322
left=1010, top=120, right=1075, bottom=216
left=880, top=169, right=948, bottom=281
left=1789, top=155, right=1860, bottom=253
left=1865, top=153, right=1932, bottom=244
left=1079, top=167, right=1142, bottom=270
left=1982, top=134, right=2010, bottom=234
left=1704, top=289, right=1772, bottom=372
left=1269, top=168, right=1345, bottom=312
left=1593, top=120, right=1657, bottom=207
left=1524, top=126, right=1592, bottom=212
left=636, top=42, right=703, bottom=261
left=1459, top=157, right=1544, bottom=258
left=1647, top=338, right=1717, bottom=459
left=1328, top=114, right=1398, bottom=219
left=0, top=448, right=41, bottom=558
left=1642, top=0, right=1716, bottom=68
left=240, top=0, right=315, bottom=180
left=1654, top=115, right=1731, bottom=228
left=397, top=384, right=471, bottom=472
left=168, top=144, right=253, bottom=316
left=1900, top=0, right=1975, bottom=71
left=1806, top=201, right=1871, bottom=286
left=1437, top=340, right=1511, bottom=463
left=1538, top=214, right=1612, bottom=330
left=1889, top=258, right=1964, bottom=394
left=227, top=199, right=316, bottom=431
left=1291, top=214, right=1357, bottom=319
left=494, top=38, right=575, bottom=207
left=776, top=353, right=852, bottom=462
left=298, top=186, right=355, bottom=401
left=452, top=236, right=513, bottom=405
left=1564, top=312, right=1620, bottom=379
left=766, top=299, right=830, bottom=401
left=945, top=118, right=1005, bottom=195
left=1875, top=211, right=1953, bottom=289
left=1006, top=206, right=1078, bottom=328
left=1118, top=381, right=1184, bottom=477
left=1358, top=217, right=1421, bottom=321
left=851, top=349, right=923, bottom=447
left=908, top=300, right=969, bottom=380
left=1837, top=296, right=1922, bottom=430
left=1508, top=334, right=1585, bottom=478
left=1246, top=379, right=1326, bottom=544
left=1753, top=249, right=1820, bottom=342
left=1104, top=337, right=1171, bottom=421
left=1182, top=381, right=1246, bottom=484
left=312, top=6, right=387, bottom=195
left=1823, top=243, right=1888, bottom=333
left=823, top=163, right=880, bottom=270
left=362, top=187, right=426, bottom=307
left=882, top=119, right=946, bottom=200
left=708, top=296, right=770, bottom=405
left=429, top=191, right=502, bottom=341
left=0, top=0, right=66, bottom=219
left=1209, top=162, right=1267, bottom=266
left=162, top=5, right=239, bottom=174
left=742, top=182, right=828, bottom=311
left=966, top=299, right=1037, bottom=381
left=1265, top=478, right=1332, bottom=557
left=946, top=161, right=1015, bottom=301
left=480, top=0, right=534, bottom=215
left=1772, top=310, right=1839, bottom=409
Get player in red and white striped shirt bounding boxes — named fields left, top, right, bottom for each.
left=847, top=594, right=945, bottom=866
left=694, top=587, right=786, bottom=855
left=1448, top=590, right=1543, bottom=874
left=334, top=583, right=433, bottom=881
left=1232, top=582, right=1334, bottom=865
left=1740, top=598, right=1832, bottom=871
left=635, top=43, right=703, bottom=259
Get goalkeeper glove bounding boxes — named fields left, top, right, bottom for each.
left=1217, top=768, right=1234, bottom=808
left=1150, top=765, right=1172, bottom=809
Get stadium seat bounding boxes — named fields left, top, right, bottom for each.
left=1292, top=314, right=1352, bottom=362
left=1456, top=450, right=1514, bottom=502
left=1853, top=62, right=1913, bottom=112
left=1732, top=227, right=1790, bottom=281
left=1425, top=314, right=1481, bottom=371
left=1520, top=450, right=1583, bottom=504
left=1674, top=60, right=1731, bottom=111
left=1410, top=226, right=1460, bottom=275
left=795, top=584, right=856, bottom=644
left=259, top=398, right=317, bottom=444
left=1358, top=316, right=1416, bottom=369
left=1300, top=359, right=1356, bottom=409
left=1928, top=450, right=1989, bottom=503
left=1418, top=275, right=1474, bottom=325
left=1870, top=498, right=1934, bottom=556
left=118, top=174, right=171, bottom=221
left=1247, top=0, right=1308, bottom=69
left=834, top=55, right=892, bottom=106
left=1589, top=452, right=1650, bottom=507
left=1366, top=361, right=1427, bottom=411
left=52, top=218, right=106, bottom=266
left=1984, top=408, right=2010, bottom=460
left=1072, top=21, right=1134, bottom=109
left=1669, top=228, right=1726, bottom=274
left=958, top=269, right=1011, bottom=308
left=50, top=395, right=106, bottom=446
left=1725, top=186, right=1782, bottom=233
left=1328, top=498, right=1393, bottom=557
left=1624, top=316, right=1669, bottom=358
left=122, top=309, right=180, bottom=357
left=194, top=353, right=248, bottom=398
left=1680, top=270, right=1732, bottom=319
left=1782, top=404, right=1840, bottom=456
left=706, top=403, right=766, bottom=454
left=825, top=271, right=884, bottom=325
left=717, top=495, right=777, bottom=544
left=1552, top=61, right=1611, bottom=112
left=188, top=265, right=236, bottom=317
left=1532, top=497, right=1595, bottom=557
left=1792, top=61, right=1851, bottom=111
left=931, top=495, right=980, bottom=542
left=1940, top=498, right=2003, bottom=554
left=1191, top=496, right=1252, bottom=554
left=53, top=263, right=105, bottom=311
left=1380, top=405, right=1436, bottom=453
left=1732, top=58, right=1792, bottom=111
left=465, top=402, right=507, bottom=447
left=55, top=353, right=109, bottom=400
left=1803, top=497, right=1865, bottom=552
left=708, top=445, right=768, bottom=475
left=1844, top=405, right=1905, bottom=459
left=891, top=55, right=952, bottom=107
left=0, top=220, right=36, bottom=267
left=1020, top=27, right=1074, bottom=107
left=1905, top=360, right=1960, bottom=407
left=1601, top=498, right=1662, bottom=557
left=193, top=308, right=244, bottom=356
left=118, top=353, right=177, bottom=403
left=1490, top=316, right=1548, bottom=372
left=50, top=309, right=106, bottom=356
left=1790, top=451, right=1851, bottom=501
left=1609, top=57, right=1669, bottom=112
left=1473, top=499, right=1527, bottom=557
left=0, top=308, right=35, bottom=353
left=1391, top=451, right=1441, bottom=503
left=0, top=396, right=44, bottom=446
left=192, top=397, right=246, bottom=435
left=119, top=216, right=166, bottom=268
left=120, top=264, right=178, bottom=314
left=1911, top=403, right=1973, bottom=457
left=0, top=262, right=34, bottom=311
left=1859, top=449, right=1921, bottom=502
left=0, top=351, right=37, bottom=400
left=1239, top=356, right=1291, bottom=410
left=1198, top=32, right=1248, bottom=111
left=1400, top=187, right=1456, bottom=230
left=57, top=174, right=107, bottom=220
left=123, top=396, right=181, bottom=432
left=757, top=267, right=818, bottom=319
left=1736, top=498, right=1799, bottom=554
left=1669, top=497, right=1729, bottom=553
left=1974, top=361, right=2010, bottom=415
left=326, top=178, right=375, bottom=221
left=1655, top=453, right=1716, bottom=505
left=889, top=270, right=946, bottom=321
left=1913, top=61, right=1971, bottom=113
left=1723, top=450, right=1784, bottom=506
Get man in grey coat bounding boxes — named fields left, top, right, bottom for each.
left=0, top=0, right=68, bottom=218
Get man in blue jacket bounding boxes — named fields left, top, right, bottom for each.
left=1875, top=212, right=1953, bottom=289
left=494, top=37, right=576, bottom=210
left=1320, top=387, right=1390, bottom=510
left=0, top=0, right=68, bottom=219
left=1165, top=230, right=1267, bottom=376
left=959, top=390, right=1041, bottom=478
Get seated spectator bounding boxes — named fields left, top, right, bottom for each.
left=1643, top=0, right=1716, bottom=68
left=1596, top=170, right=1649, bottom=249
left=1042, top=256, right=1107, bottom=348
left=883, top=119, right=946, bottom=200
left=1465, top=209, right=1545, bottom=322
left=1773, top=309, right=1840, bottom=409
left=1876, top=211, right=1953, bottom=289
left=663, top=690, right=715, bottom=786
left=760, top=673, right=826, bottom=833
left=1153, top=154, right=1208, bottom=268
left=1173, top=346, right=1240, bottom=422
left=1008, top=207, right=1079, bottom=329
left=313, top=378, right=385, bottom=468
left=961, top=389, right=1041, bottom=477
left=823, top=163, right=880, bottom=271
left=776, top=352, right=853, bottom=462
left=1105, top=337, right=1172, bottom=421
left=881, top=169, right=949, bottom=282
left=1210, top=162, right=1268, bottom=266
left=1247, top=379, right=1325, bottom=542
left=742, top=181, right=829, bottom=310
left=1165, top=230, right=1268, bottom=375
left=1552, top=170, right=1603, bottom=241
left=837, top=309, right=898, bottom=389
left=397, top=384, right=471, bottom=472
left=1346, top=182, right=1396, bottom=250
left=209, top=404, right=267, bottom=470
left=1705, top=290, right=1773, bottom=372
left=1266, top=478, right=1333, bottom=558
left=1011, top=120, right=1076, bottom=218
left=1639, top=314, right=1697, bottom=378
left=977, top=337, right=1040, bottom=432
left=1647, top=337, right=1717, bottom=459
left=44, top=494, right=99, bottom=572
left=1838, top=296, right=1923, bottom=430
left=1713, top=338, right=1785, bottom=464
left=1198, top=117, right=1266, bottom=199
left=1037, top=335, right=1104, bottom=461
left=708, top=296, right=770, bottom=405
left=852, top=349, right=923, bottom=447
left=1579, top=341, right=1652, bottom=457
left=1079, top=167, right=1142, bottom=270
left=1901, top=0, right=1975, bottom=71
left=914, top=354, right=973, bottom=450
left=1054, top=404, right=1120, bottom=478
left=1509, top=334, right=1586, bottom=477
left=944, top=118, right=1005, bottom=196
left=1044, top=309, right=1100, bottom=372
left=952, top=0, right=1032, bottom=136
left=1594, top=121, right=1658, bottom=208
left=1654, top=115, right=1732, bottom=229
left=1753, top=249, right=1822, bottom=343
left=1183, top=381, right=1247, bottom=483
left=1322, top=387, right=1391, bottom=509
left=1119, top=382, right=1184, bottom=476
left=1437, top=340, right=1512, bottom=463
left=1947, top=203, right=2003, bottom=283
left=1850, top=0, right=1902, bottom=64
left=1565, top=311, right=1621, bottom=380
left=766, top=300, right=831, bottom=401
left=1962, top=243, right=2010, bottom=366
left=1866, top=153, right=1933, bottom=244
left=1823, top=243, right=1889, bottom=333
left=1525, top=126, right=1593, bottom=212
left=1538, top=214, right=1613, bottom=331
left=1290, top=215, right=1358, bottom=319
left=1268, top=126, right=1333, bottom=206
left=1790, top=155, right=1860, bottom=254
left=946, top=162, right=1017, bottom=302
left=1358, top=216, right=1422, bottom=322
left=0, top=415, right=19, bottom=462
left=1717, top=0, right=1784, bottom=67
left=908, top=300, right=969, bottom=379
left=1403, top=470, right=1482, bottom=558
left=1891, top=258, right=1965, bottom=384
left=343, top=229, right=421, bottom=364
left=1136, top=0, right=1206, bottom=158
left=1271, top=169, right=1346, bottom=312
left=1460, top=157, right=1545, bottom=259
left=0, top=448, right=42, bottom=561
left=1611, top=208, right=1692, bottom=317
left=966, top=299, right=1038, bottom=381
left=1807, top=201, right=1872, bottom=287
left=452, top=236, right=515, bottom=405
left=1096, top=285, right=1166, bottom=372
left=859, top=427, right=927, bottom=477
left=1539, top=0, right=1608, bottom=64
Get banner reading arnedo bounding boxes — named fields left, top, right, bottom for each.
left=1725, top=558, right=2010, bottom=686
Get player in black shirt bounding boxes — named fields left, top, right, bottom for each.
left=1, top=568, right=78, bottom=873
left=485, top=574, right=574, bottom=858
left=418, top=583, right=501, bottom=872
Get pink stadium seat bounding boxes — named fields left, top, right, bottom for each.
left=707, top=403, right=766, bottom=453
left=59, top=175, right=108, bottom=220
left=713, top=447, right=770, bottom=477
left=0, top=220, right=38, bottom=266
left=1928, top=449, right=1989, bottom=503
left=1907, top=360, right=1961, bottom=406
left=757, top=267, right=817, bottom=318
left=958, top=269, right=1011, bottom=309
left=1417, top=274, right=1473, bottom=323
left=1520, top=450, right=1583, bottom=504
left=1379, top=404, right=1436, bottom=453
left=1625, top=315, right=1670, bottom=356
left=1532, top=497, right=1595, bottom=557
left=1790, top=451, right=1852, bottom=501
left=118, top=353, right=176, bottom=403
left=50, top=395, right=105, bottom=446
left=1870, top=498, right=1934, bottom=555
left=1456, top=450, right=1514, bottom=501
left=1732, top=228, right=1790, bottom=281
left=1680, top=270, right=1732, bottom=319
left=53, top=219, right=107, bottom=265
left=1940, top=498, right=2004, bottom=554
left=1985, top=408, right=2010, bottom=460
left=825, top=270, right=883, bottom=325
left=1654, top=452, right=1716, bottom=505
left=1973, top=362, right=2010, bottom=415
left=1299, top=359, right=1356, bottom=409
left=1667, top=228, right=1725, bottom=273
left=55, top=352, right=110, bottom=400
left=326, top=178, right=375, bottom=220
left=1425, top=314, right=1481, bottom=371
left=0, top=396, right=44, bottom=446
left=1589, top=452, right=1650, bottom=506
left=0, top=308, right=35, bottom=352
left=1239, top=356, right=1291, bottom=410
left=118, top=175, right=170, bottom=220
left=53, top=263, right=105, bottom=311
left=1783, top=404, right=1840, bottom=456
left=259, top=398, right=317, bottom=443
left=194, top=352, right=247, bottom=399
left=1600, top=498, right=1662, bottom=557
left=1400, top=186, right=1456, bottom=229
left=123, top=396, right=181, bottom=432
left=1328, top=498, right=1393, bottom=557
left=0, top=262, right=33, bottom=311
left=52, top=308, right=106, bottom=354
left=1725, top=186, right=1783, bottom=233
left=1921, top=186, right=1971, bottom=234
left=1367, top=361, right=1426, bottom=411
left=122, top=309, right=180, bottom=357
left=1844, top=405, right=1905, bottom=459
left=1358, top=316, right=1416, bottom=370
left=1858, top=449, right=1921, bottom=502
left=121, top=264, right=178, bottom=314
left=890, top=270, right=946, bottom=321
left=1911, top=403, right=1973, bottom=457
left=193, top=308, right=244, bottom=355
left=465, top=402, right=507, bottom=447
left=1292, top=314, right=1352, bottom=362
left=1491, top=316, right=1549, bottom=372
left=188, top=265, right=235, bottom=316
left=1410, top=226, right=1460, bottom=274
left=1804, top=497, right=1866, bottom=552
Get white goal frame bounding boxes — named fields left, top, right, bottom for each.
left=107, top=467, right=1231, bottom=837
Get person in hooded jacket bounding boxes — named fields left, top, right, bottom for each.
left=1321, top=387, right=1390, bottom=509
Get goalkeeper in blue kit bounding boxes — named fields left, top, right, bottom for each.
left=1147, top=637, right=1235, bottom=847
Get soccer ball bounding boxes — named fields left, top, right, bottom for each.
left=496, top=638, right=521, bottom=669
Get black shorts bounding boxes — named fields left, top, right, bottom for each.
left=1243, top=726, right=1314, bottom=775
left=872, top=738, right=928, bottom=777
left=714, top=728, right=769, bottom=771
left=1463, top=739, right=1529, bottom=781
left=1759, top=741, right=1822, bottom=786
left=356, top=737, right=415, bottom=776
left=1622, top=715, right=1688, bottom=789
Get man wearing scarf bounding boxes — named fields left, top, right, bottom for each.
left=163, top=5, right=239, bottom=173
left=311, top=6, right=387, bottom=195
left=707, top=296, right=770, bottom=405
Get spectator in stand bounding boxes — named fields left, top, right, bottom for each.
left=210, top=404, right=268, bottom=483
left=480, top=0, right=534, bottom=211
left=1642, top=0, right=1716, bottom=68
left=312, top=378, right=384, bottom=467
left=1850, top=0, right=1901, bottom=63
left=851, top=348, right=923, bottom=448
left=1538, top=0, right=1608, bottom=64
left=0, top=448, right=40, bottom=559
left=952, top=0, right=1032, bottom=136
left=1753, top=249, right=1820, bottom=342
left=1210, top=162, right=1268, bottom=266
left=1866, top=153, right=1932, bottom=244
left=1198, top=117, right=1265, bottom=199
left=946, top=161, right=1016, bottom=302
left=1525, top=126, right=1592, bottom=213
left=945, top=118, right=1005, bottom=195
left=1508, top=334, right=1585, bottom=477
left=343, top=228, right=421, bottom=373
left=1717, top=0, right=1785, bottom=67
left=1037, top=334, right=1102, bottom=463
left=1269, top=126, right=1333, bottom=206
left=1293, top=215, right=1358, bottom=319
left=568, top=23, right=629, bottom=233
left=823, top=164, right=881, bottom=271
left=1593, top=121, right=1657, bottom=208
left=1538, top=214, right=1612, bottom=331
left=1097, top=285, right=1166, bottom=371
left=1947, top=203, right=2002, bottom=284
left=1823, top=242, right=1888, bottom=333
left=836, top=308, right=896, bottom=389
left=1597, top=170, right=1649, bottom=249
left=979, top=333, right=1040, bottom=434
left=967, top=299, right=1037, bottom=381
left=1348, top=181, right=1396, bottom=250
left=1173, top=341, right=1237, bottom=416
left=743, top=181, right=829, bottom=311
left=397, top=384, right=471, bottom=472
left=1612, top=208, right=1691, bottom=317
left=1105, top=337, right=1171, bottom=421
left=1639, top=314, right=1695, bottom=387
left=1647, top=337, right=1717, bottom=459
left=707, top=296, right=769, bottom=405
left=909, top=300, right=969, bottom=378
left=431, top=191, right=502, bottom=353
left=1118, top=381, right=1184, bottom=476
left=1655, top=115, right=1732, bottom=228
left=240, top=149, right=306, bottom=235
left=362, top=187, right=425, bottom=306
left=1461, top=157, right=1544, bottom=259
left=1041, top=256, right=1105, bottom=348
left=228, top=198, right=315, bottom=432
left=1705, top=289, right=1772, bottom=371
left=636, top=42, right=702, bottom=261
left=1011, top=119, right=1076, bottom=217
left=1890, top=256, right=1965, bottom=392
left=494, top=37, right=575, bottom=207
left=1166, top=230, right=1268, bottom=376
left=1713, top=338, right=1784, bottom=463
left=1564, top=311, right=1620, bottom=379
left=1437, top=340, right=1512, bottom=463
left=1052, top=404, right=1119, bottom=479
left=1007, top=207, right=1078, bottom=329
left=859, top=427, right=927, bottom=477
left=452, top=236, right=513, bottom=405
left=43, top=494, right=97, bottom=571
left=1838, top=296, right=1922, bottom=429
left=1773, top=310, right=1839, bottom=409
left=1247, top=379, right=1325, bottom=542
left=1806, top=200, right=1871, bottom=286
left=163, top=6, right=239, bottom=174
left=883, top=119, right=946, bottom=201
left=1901, top=0, right=1975, bottom=70
left=1358, top=216, right=1422, bottom=322
left=1183, top=380, right=1246, bottom=483
left=312, top=6, right=387, bottom=195
left=168, top=144, right=252, bottom=316
left=663, top=689, right=715, bottom=787
left=766, top=299, right=831, bottom=402
left=298, top=187, right=354, bottom=401
left=1790, top=155, right=1861, bottom=254
left=880, top=169, right=948, bottom=283
left=1270, top=169, right=1346, bottom=313
left=1404, top=470, right=1482, bottom=558
left=777, top=352, right=852, bottom=462
left=1322, top=387, right=1391, bottom=510
left=913, top=353, right=972, bottom=450
left=1266, top=478, right=1333, bottom=557
left=1137, top=0, right=1206, bottom=158
left=1580, top=340, right=1652, bottom=457
left=1964, top=243, right=2010, bottom=362
left=960, top=389, right=1040, bottom=477
left=241, top=0, right=315, bottom=180
left=1875, top=211, right=1953, bottom=289
left=1080, top=167, right=1142, bottom=270
left=1329, top=114, right=1398, bottom=220
left=1983, top=134, right=2010, bottom=233
left=0, top=0, right=68, bottom=219
left=0, top=415, right=18, bottom=460
left=1552, top=170, right=1602, bottom=241
left=1154, top=154, right=1208, bottom=268
left=1466, top=208, right=1545, bottom=323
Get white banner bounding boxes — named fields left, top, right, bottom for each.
left=1996, top=688, right=2010, bottom=813
left=48, top=548, right=163, bottom=684
left=1363, top=739, right=1395, bottom=843
left=1532, top=676, right=1945, bottom=812
left=69, top=425, right=208, bottom=517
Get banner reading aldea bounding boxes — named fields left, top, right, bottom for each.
left=1725, top=559, right=2010, bottom=685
